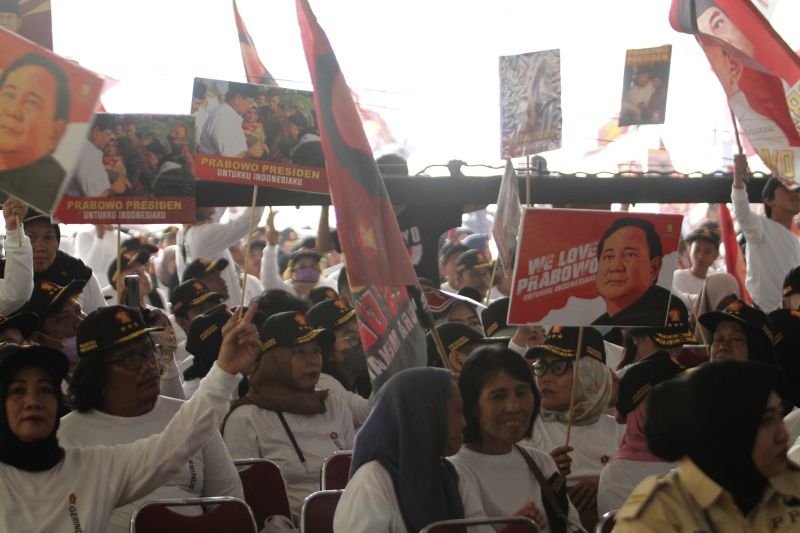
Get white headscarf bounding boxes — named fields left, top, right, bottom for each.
left=538, top=356, right=612, bottom=426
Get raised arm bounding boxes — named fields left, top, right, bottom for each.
left=0, top=197, right=33, bottom=313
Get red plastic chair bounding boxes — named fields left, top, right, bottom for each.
left=299, top=489, right=343, bottom=533
left=234, top=458, right=293, bottom=528
left=129, top=496, right=257, bottom=533
left=420, top=516, right=539, bottom=533
left=320, top=450, right=353, bottom=490
left=595, top=510, right=617, bottom=533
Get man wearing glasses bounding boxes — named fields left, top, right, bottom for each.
left=197, top=81, right=266, bottom=159
left=58, top=305, right=243, bottom=533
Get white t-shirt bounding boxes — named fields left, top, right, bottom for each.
left=524, top=415, right=624, bottom=487
left=0, top=229, right=33, bottom=315
left=672, top=268, right=711, bottom=296
left=58, top=396, right=243, bottom=533
left=0, top=363, right=239, bottom=533
left=449, top=445, right=581, bottom=533
left=317, top=372, right=371, bottom=428
left=732, top=186, right=800, bottom=311
left=333, top=460, right=495, bottom=533
left=597, top=458, right=677, bottom=517
left=66, top=140, right=109, bottom=197
left=222, top=395, right=355, bottom=521
left=198, top=101, right=248, bottom=157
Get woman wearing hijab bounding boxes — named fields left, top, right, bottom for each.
left=614, top=359, right=797, bottom=531
left=0, top=305, right=261, bottom=532
left=335, top=366, right=496, bottom=533
left=222, top=311, right=355, bottom=522
left=522, top=327, right=621, bottom=530
left=449, top=345, right=581, bottom=533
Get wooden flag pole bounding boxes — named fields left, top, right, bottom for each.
left=564, top=326, right=584, bottom=447
left=730, top=106, right=743, bottom=156
left=116, top=224, right=122, bottom=305
left=689, top=295, right=710, bottom=358
left=526, top=156, right=531, bottom=207
left=485, top=259, right=498, bottom=307
left=240, top=185, right=259, bottom=315
left=430, top=326, right=451, bottom=371
left=16, top=216, right=21, bottom=246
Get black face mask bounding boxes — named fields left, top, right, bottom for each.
left=341, top=345, right=369, bottom=378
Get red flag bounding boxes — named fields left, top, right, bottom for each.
left=670, top=0, right=800, bottom=188
left=719, top=203, right=752, bottom=304
left=297, top=0, right=426, bottom=392
left=350, top=89, right=399, bottom=155
left=233, top=0, right=277, bottom=86
left=296, top=0, right=417, bottom=287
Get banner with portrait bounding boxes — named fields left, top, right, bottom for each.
left=1, top=0, right=53, bottom=50
left=0, top=29, right=103, bottom=214
left=192, top=77, right=329, bottom=194
left=492, top=160, right=523, bottom=277
left=670, top=0, right=800, bottom=188
left=54, top=113, right=196, bottom=224
left=508, top=209, right=682, bottom=327
left=619, top=45, right=672, bottom=127
left=500, top=49, right=562, bottom=158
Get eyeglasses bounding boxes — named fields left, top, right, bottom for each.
left=106, top=344, right=162, bottom=370
left=531, top=359, right=573, bottom=377
left=335, top=332, right=361, bottom=348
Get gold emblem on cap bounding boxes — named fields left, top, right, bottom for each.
left=192, top=281, right=204, bottom=291
left=41, top=281, right=55, bottom=291
left=115, top=309, right=132, bottom=324
left=728, top=301, right=743, bottom=312
left=668, top=308, right=680, bottom=323
left=295, top=314, right=308, bottom=326
left=334, top=299, right=347, bottom=310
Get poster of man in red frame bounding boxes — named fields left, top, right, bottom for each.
left=509, top=209, right=683, bottom=327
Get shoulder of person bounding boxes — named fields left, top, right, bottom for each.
left=615, top=472, right=675, bottom=521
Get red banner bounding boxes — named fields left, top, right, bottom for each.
left=670, top=0, right=800, bottom=187
left=509, top=209, right=682, bottom=327
left=195, top=153, right=328, bottom=193
left=719, top=203, right=752, bottom=304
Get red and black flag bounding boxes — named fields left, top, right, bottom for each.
left=297, top=0, right=426, bottom=391
left=232, top=0, right=277, bottom=86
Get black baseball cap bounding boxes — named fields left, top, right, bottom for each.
left=685, top=226, right=720, bottom=247
left=698, top=299, right=776, bottom=346
left=77, top=305, right=163, bottom=356
left=288, top=247, right=321, bottom=268
left=107, top=251, right=150, bottom=286
left=455, top=250, right=492, bottom=273
left=185, top=303, right=267, bottom=359
left=482, top=298, right=511, bottom=337
left=182, top=258, right=229, bottom=281
left=20, top=280, right=86, bottom=320
left=0, top=312, right=39, bottom=340
left=648, top=297, right=698, bottom=347
left=119, top=236, right=158, bottom=256
left=762, top=177, right=782, bottom=202
left=783, top=266, right=800, bottom=298
left=426, top=322, right=498, bottom=364
left=0, top=344, right=68, bottom=383
left=526, top=326, right=606, bottom=364
left=259, top=311, right=335, bottom=354
left=279, top=228, right=299, bottom=247
left=22, top=209, right=60, bottom=241
left=308, top=286, right=339, bottom=305
left=306, top=298, right=355, bottom=331
left=439, top=240, right=469, bottom=265
left=170, top=279, right=223, bottom=318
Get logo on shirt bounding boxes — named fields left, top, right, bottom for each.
left=601, top=455, right=609, bottom=464
left=330, top=432, right=338, bottom=440
left=67, top=493, right=84, bottom=532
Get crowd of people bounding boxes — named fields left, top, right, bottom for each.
left=0, top=148, right=799, bottom=532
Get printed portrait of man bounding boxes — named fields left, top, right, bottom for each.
left=0, top=51, right=70, bottom=210
left=591, top=217, right=672, bottom=326
left=0, top=0, right=21, bottom=34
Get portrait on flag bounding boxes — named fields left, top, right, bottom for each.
left=55, top=113, right=196, bottom=224
left=192, top=77, right=328, bottom=194
left=509, top=209, right=682, bottom=327
left=0, top=29, right=103, bottom=214
left=618, top=45, right=672, bottom=126
left=1, top=0, right=53, bottom=50
left=670, top=0, right=800, bottom=188
left=500, top=49, right=562, bottom=158
left=492, top=160, right=522, bottom=277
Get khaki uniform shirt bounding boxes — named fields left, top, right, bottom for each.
left=613, top=457, right=800, bottom=532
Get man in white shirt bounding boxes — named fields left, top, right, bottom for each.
left=672, top=225, right=720, bottom=296
left=65, top=114, right=130, bottom=197
left=732, top=154, right=800, bottom=311
left=198, top=82, right=266, bottom=158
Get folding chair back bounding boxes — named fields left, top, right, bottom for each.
left=320, top=450, right=353, bottom=490
left=595, top=510, right=617, bottom=533
left=234, top=458, right=293, bottom=527
left=129, top=496, right=257, bottom=533
left=420, top=515, right=539, bottom=533
left=299, top=489, right=343, bottom=533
